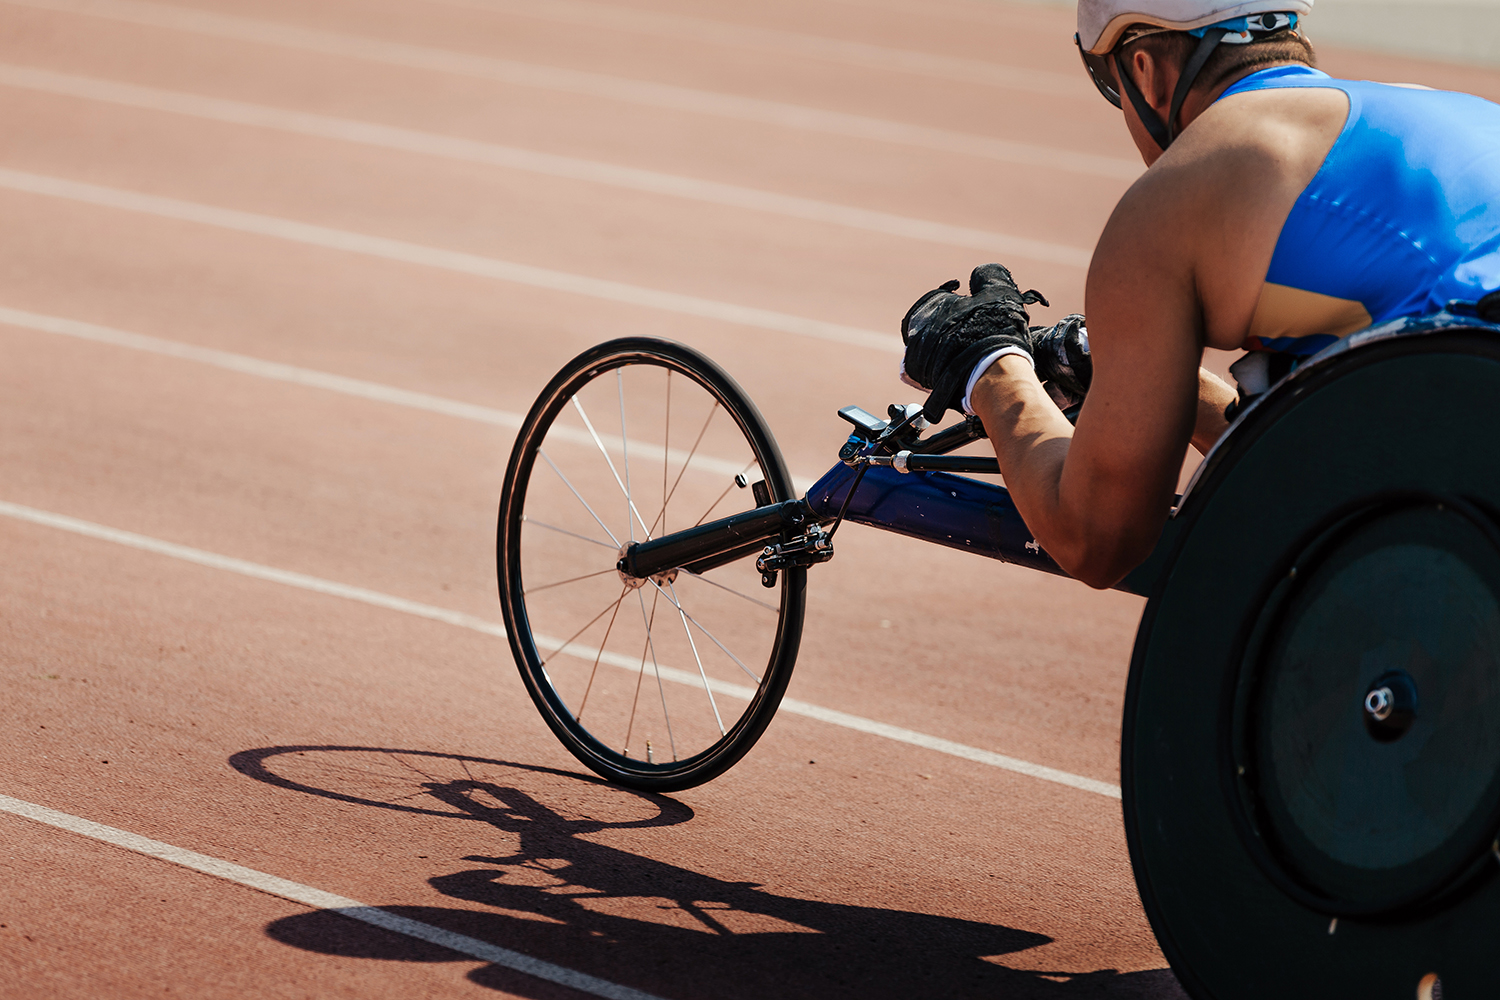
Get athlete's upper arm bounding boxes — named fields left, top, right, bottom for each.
left=1030, top=99, right=1334, bottom=585
left=1061, top=163, right=1214, bottom=583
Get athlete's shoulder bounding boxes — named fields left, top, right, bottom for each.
left=1093, top=78, right=1349, bottom=349
left=1177, top=83, right=1344, bottom=189
left=1114, top=81, right=1346, bottom=243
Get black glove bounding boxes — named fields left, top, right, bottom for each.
left=900, top=263, right=1049, bottom=423
left=1030, top=313, right=1092, bottom=408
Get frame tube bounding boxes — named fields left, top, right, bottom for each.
left=619, top=460, right=1176, bottom=596
left=618, top=498, right=810, bottom=579
left=806, top=462, right=1068, bottom=576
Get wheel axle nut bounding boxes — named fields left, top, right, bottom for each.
left=1363, top=670, right=1418, bottom=742
left=1364, top=686, right=1394, bottom=721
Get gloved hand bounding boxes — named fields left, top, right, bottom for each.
left=1030, top=313, right=1091, bottom=409
left=900, top=263, right=1049, bottom=423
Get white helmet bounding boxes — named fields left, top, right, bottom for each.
left=1078, top=0, right=1313, bottom=54
left=1074, top=0, right=1312, bottom=148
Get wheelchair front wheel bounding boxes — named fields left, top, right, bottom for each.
left=497, top=338, right=805, bottom=791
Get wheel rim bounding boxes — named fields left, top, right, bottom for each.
left=499, top=340, right=801, bottom=788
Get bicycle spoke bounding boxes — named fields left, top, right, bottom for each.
left=618, top=369, right=635, bottom=543
left=577, top=586, right=629, bottom=721
left=571, top=395, right=651, bottom=540
left=650, top=606, right=680, bottom=763
left=540, top=591, right=631, bottom=669
left=649, top=401, right=723, bottom=538
left=647, top=577, right=763, bottom=685
left=622, top=591, right=653, bottom=757
left=670, top=581, right=726, bottom=736
left=694, top=460, right=759, bottom=527
left=540, top=448, right=621, bottom=549
left=522, top=516, right=617, bottom=551
left=526, top=566, right=619, bottom=594
left=681, top=568, right=780, bottom=613
left=625, top=588, right=676, bottom=761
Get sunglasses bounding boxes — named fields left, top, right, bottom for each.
left=1075, top=34, right=1121, bottom=108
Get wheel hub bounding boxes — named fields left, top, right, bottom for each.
left=618, top=544, right=678, bottom=590
left=1237, top=499, right=1500, bottom=914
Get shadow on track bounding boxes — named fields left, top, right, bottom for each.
left=232, top=746, right=1185, bottom=1000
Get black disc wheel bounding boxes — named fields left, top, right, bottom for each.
left=498, top=338, right=805, bottom=792
left=1124, top=329, right=1500, bottom=1000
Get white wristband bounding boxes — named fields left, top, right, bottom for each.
left=962, top=346, right=1033, bottom=415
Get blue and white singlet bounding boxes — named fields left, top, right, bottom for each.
left=1217, top=64, right=1500, bottom=356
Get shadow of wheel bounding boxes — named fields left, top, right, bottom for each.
left=1125, top=328, right=1500, bottom=999
left=235, top=746, right=1185, bottom=1000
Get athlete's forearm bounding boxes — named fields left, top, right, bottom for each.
left=971, top=354, right=1195, bottom=588
left=970, top=355, right=1127, bottom=587
left=1193, top=368, right=1236, bottom=454
left=971, top=355, right=1075, bottom=492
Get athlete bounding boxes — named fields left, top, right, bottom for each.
left=898, top=0, right=1500, bottom=588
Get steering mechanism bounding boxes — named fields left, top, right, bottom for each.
left=760, top=405, right=943, bottom=588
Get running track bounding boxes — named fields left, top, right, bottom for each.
left=3, top=2, right=1499, bottom=996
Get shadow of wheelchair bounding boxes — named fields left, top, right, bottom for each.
left=234, top=745, right=1184, bottom=1000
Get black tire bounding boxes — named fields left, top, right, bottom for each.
left=498, top=338, right=805, bottom=792
left=1124, top=328, right=1500, bottom=999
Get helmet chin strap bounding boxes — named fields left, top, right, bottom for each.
left=1113, top=27, right=1228, bottom=151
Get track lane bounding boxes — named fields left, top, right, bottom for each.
left=0, top=316, right=1138, bottom=784
left=0, top=0, right=1132, bottom=250
left=0, top=166, right=905, bottom=350
left=0, top=497, right=1123, bottom=798
left=0, top=813, right=540, bottom=1000
left=2, top=796, right=665, bottom=1000
left=0, top=513, right=1169, bottom=997
left=0, top=179, right=1078, bottom=483
left=0, top=78, right=1102, bottom=336
left=10, top=0, right=1498, bottom=994
left=0, top=0, right=1142, bottom=175
left=427, top=0, right=1090, bottom=98
left=0, top=61, right=1090, bottom=265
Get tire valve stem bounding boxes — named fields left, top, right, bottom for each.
left=646, top=740, right=654, bottom=764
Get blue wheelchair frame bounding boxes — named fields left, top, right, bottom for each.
left=616, top=311, right=1497, bottom=603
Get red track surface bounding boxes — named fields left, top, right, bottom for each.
left=3, top=2, right=1499, bottom=996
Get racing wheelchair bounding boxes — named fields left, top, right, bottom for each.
left=497, top=311, right=1500, bottom=999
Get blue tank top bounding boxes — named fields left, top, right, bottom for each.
left=1217, top=65, right=1500, bottom=356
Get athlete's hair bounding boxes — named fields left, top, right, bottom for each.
left=1118, top=27, right=1316, bottom=95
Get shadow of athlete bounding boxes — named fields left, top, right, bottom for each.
left=236, top=747, right=1183, bottom=1000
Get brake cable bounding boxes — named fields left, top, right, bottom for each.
left=825, top=408, right=925, bottom=542
left=823, top=462, right=868, bottom=544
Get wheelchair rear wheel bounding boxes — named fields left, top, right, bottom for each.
left=497, top=338, right=805, bottom=792
left=1125, top=329, right=1500, bottom=999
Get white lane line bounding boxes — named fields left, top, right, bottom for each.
left=0, top=62, right=1091, bottom=266
left=0, top=167, right=896, bottom=353
left=773, top=701, right=1120, bottom=799
left=433, top=0, right=1088, bottom=99
left=1, top=0, right=1143, bottom=181
left=0, top=794, right=667, bottom=1000
left=0, top=500, right=510, bottom=634
left=0, top=304, right=818, bottom=492
left=0, top=500, right=1121, bottom=800
left=0, top=305, right=531, bottom=427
